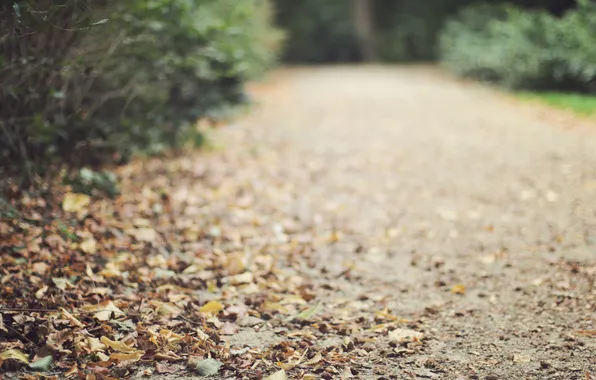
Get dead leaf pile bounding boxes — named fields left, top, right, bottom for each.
left=0, top=147, right=419, bottom=378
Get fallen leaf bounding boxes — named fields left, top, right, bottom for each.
left=151, top=301, right=182, bottom=317
left=187, top=358, right=222, bottom=376
left=80, top=238, right=97, bottom=254
left=0, top=349, right=29, bottom=364
left=265, top=369, right=287, bottom=380
left=29, top=355, right=53, bottom=371
left=82, top=301, right=124, bottom=321
left=60, top=307, right=85, bottom=328
left=295, top=302, right=322, bottom=320
left=389, top=328, right=423, bottom=343
left=52, top=277, right=74, bottom=290
left=263, top=301, right=289, bottom=314
left=62, top=193, right=90, bottom=213
left=451, top=284, right=466, bottom=295
left=513, top=354, right=531, bottom=363
left=575, top=330, right=596, bottom=337
left=129, top=228, right=157, bottom=243
left=225, top=304, right=248, bottom=319
left=110, top=351, right=144, bottom=362
left=220, top=322, right=239, bottom=335
left=200, top=301, right=224, bottom=315
left=155, top=362, right=178, bottom=374
left=100, top=337, right=137, bottom=353
left=35, top=285, right=49, bottom=299
left=32, top=262, right=49, bottom=275
left=226, top=271, right=254, bottom=285
left=302, top=353, right=322, bottom=366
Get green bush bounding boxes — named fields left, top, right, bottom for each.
left=1, top=0, right=282, bottom=187
left=439, top=0, right=596, bottom=92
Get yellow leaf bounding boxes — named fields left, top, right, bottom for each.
left=110, top=351, right=144, bottom=362
left=0, top=349, right=29, bottom=364
left=62, top=193, right=90, bottom=213
left=100, top=336, right=137, bottom=353
left=451, top=284, right=466, bottom=295
left=199, top=301, right=224, bottom=314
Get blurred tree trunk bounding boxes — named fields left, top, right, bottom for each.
left=352, top=0, right=377, bottom=62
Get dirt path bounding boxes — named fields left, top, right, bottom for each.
left=194, top=66, right=596, bottom=379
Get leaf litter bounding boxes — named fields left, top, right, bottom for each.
left=0, top=144, right=418, bottom=378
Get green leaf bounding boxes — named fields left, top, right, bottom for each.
left=29, top=355, right=53, bottom=371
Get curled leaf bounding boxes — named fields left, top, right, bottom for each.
left=100, top=336, right=137, bottom=353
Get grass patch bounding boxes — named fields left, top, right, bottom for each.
left=516, top=91, right=596, bottom=116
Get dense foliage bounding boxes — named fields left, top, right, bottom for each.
left=0, top=0, right=282, bottom=186
left=273, top=0, right=577, bottom=63
left=275, top=0, right=360, bottom=63
left=439, top=0, right=596, bottom=92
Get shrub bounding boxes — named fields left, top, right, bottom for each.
left=439, top=0, right=596, bottom=92
left=0, top=0, right=282, bottom=187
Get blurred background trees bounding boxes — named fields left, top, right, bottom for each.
left=275, top=0, right=579, bottom=63
left=1, top=0, right=593, bottom=190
